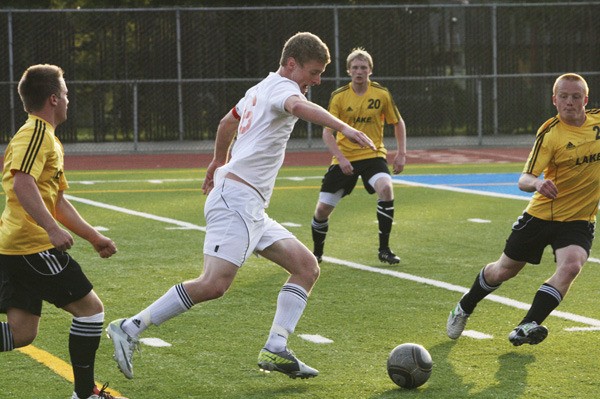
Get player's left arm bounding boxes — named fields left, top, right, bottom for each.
left=285, top=95, right=376, bottom=150
left=55, top=191, right=117, bottom=258
left=391, top=118, right=407, bottom=174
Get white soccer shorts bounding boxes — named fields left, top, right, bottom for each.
left=203, top=177, right=294, bottom=267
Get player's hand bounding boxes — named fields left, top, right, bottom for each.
left=49, top=227, right=74, bottom=252
left=392, top=153, right=406, bottom=174
left=338, top=157, right=354, bottom=175
left=342, top=128, right=376, bottom=151
left=91, top=234, right=117, bottom=258
left=202, top=159, right=223, bottom=195
left=536, top=179, right=558, bottom=199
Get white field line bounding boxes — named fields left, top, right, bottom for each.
left=68, top=176, right=324, bottom=185
left=323, top=256, right=600, bottom=327
left=66, top=187, right=600, bottom=328
left=392, top=178, right=600, bottom=267
left=65, top=194, right=205, bottom=231
left=392, top=178, right=530, bottom=201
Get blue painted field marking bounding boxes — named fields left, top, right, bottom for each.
left=392, top=172, right=532, bottom=200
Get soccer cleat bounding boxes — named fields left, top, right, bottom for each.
left=508, top=321, right=548, bottom=346
left=447, top=302, right=470, bottom=339
left=257, top=347, right=319, bottom=379
left=314, top=253, right=323, bottom=264
left=71, top=383, right=129, bottom=399
left=378, top=248, right=400, bottom=264
left=106, top=318, right=139, bottom=379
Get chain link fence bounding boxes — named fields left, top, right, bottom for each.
left=1, top=3, right=599, bottom=153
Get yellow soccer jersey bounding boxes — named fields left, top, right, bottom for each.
left=523, top=109, right=600, bottom=222
left=0, top=115, right=69, bottom=254
left=328, top=81, right=401, bottom=164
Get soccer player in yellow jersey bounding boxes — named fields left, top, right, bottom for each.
left=447, top=73, right=600, bottom=346
left=311, top=48, right=407, bottom=264
left=0, top=65, right=124, bottom=399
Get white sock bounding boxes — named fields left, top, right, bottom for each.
left=122, top=283, right=194, bottom=337
left=264, top=283, right=308, bottom=353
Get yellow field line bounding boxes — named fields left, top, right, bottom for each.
left=16, top=345, right=124, bottom=397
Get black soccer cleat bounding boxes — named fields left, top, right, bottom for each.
left=378, top=248, right=400, bottom=264
left=313, top=252, right=323, bottom=264
left=508, top=321, right=548, bottom=346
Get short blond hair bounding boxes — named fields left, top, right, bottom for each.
left=346, top=48, right=373, bottom=70
left=553, top=73, right=589, bottom=96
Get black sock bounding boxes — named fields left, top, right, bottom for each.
left=377, top=200, right=394, bottom=250
left=460, top=267, right=501, bottom=314
left=519, top=283, right=562, bottom=325
left=70, top=318, right=103, bottom=399
left=311, top=217, right=329, bottom=256
left=0, top=322, right=14, bottom=351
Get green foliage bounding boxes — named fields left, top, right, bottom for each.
left=1, top=163, right=600, bottom=398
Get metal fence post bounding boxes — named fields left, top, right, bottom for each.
left=133, top=82, right=138, bottom=151
left=176, top=9, right=184, bottom=141
left=477, top=77, right=483, bottom=145
left=7, top=11, right=15, bottom=137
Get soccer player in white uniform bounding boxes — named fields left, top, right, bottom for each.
left=107, top=32, right=375, bottom=380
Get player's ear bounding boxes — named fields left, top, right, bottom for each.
left=284, top=57, right=297, bottom=70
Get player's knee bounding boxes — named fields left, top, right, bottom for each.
left=304, top=258, right=320, bottom=284
left=559, top=261, right=583, bottom=282
left=12, top=328, right=37, bottom=348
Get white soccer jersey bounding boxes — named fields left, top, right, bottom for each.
left=218, top=72, right=302, bottom=205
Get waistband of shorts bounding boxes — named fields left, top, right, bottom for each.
left=224, top=172, right=265, bottom=202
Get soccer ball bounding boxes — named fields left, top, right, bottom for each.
left=387, top=343, right=432, bottom=389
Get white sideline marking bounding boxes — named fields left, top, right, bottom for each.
left=462, top=330, right=493, bottom=339
left=94, top=226, right=109, bottom=231
left=65, top=194, right=600, bottom=330
left=299, top=334, right=334, bottom=344
left=281, top=222, right=301, bottom=227
left=322, top=256, right=600, bottom=328
left=140, top=337, right=172, bottom=347
left=468, top=218, right=491, bottom=223
left=392, top=178, right=529, bottom=201
left=65, top=195, right=206, bottom=232
left=564, top=327, right=600, bottom=332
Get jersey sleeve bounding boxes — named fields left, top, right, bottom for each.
left=269, top=79, right=302, bottom=114
left=9, top=131, right=51, bottom=180
left=328, top=93, right=342, bottom=119
left=382, top=91, right=401, bottom=125
left=523, top=119, right=557, bottom=177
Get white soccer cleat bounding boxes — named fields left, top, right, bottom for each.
left=257, top=347, right=319, bottom=379
left=447, top=302, right=470, bottom=339
left=71, top=382, right=128, bottom=398
left=106, top=318, right=139, bottom=379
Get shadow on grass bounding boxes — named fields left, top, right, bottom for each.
left=370, top=340, right=536, bottom=398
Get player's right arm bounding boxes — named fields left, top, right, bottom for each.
left=202, top=108, right=240, bottom=194
left=12, top=171, right=74, bottom=251
left=518, top=172, right=558, bottom=199
left=322, top=127, right=353, bottom=175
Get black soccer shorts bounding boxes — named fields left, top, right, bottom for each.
left=319, top=157, right=390, bottom=197
left=0, top=249, right=93, bottom=316
left=503, top=212, right=595, bottom=264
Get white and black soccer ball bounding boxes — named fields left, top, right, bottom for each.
left=387, top=343, right=432, bottom=389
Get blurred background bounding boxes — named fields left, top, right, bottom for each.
left=1, top=0, right=598, bottom=152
